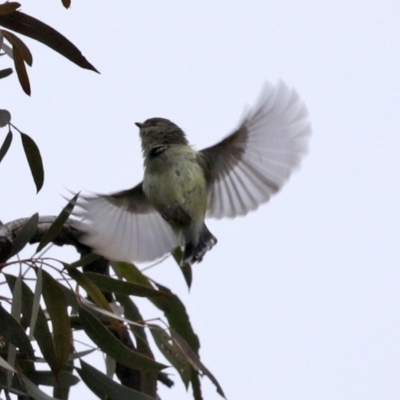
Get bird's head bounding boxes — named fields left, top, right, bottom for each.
left=135, top=118, right=189, bottom=154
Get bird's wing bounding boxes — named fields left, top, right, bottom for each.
left=200, top=80, right=311, bottom=219
left=76, top=183, right=179, bottom=262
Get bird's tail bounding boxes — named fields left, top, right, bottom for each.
left=182, top=224, right=217, bottom=266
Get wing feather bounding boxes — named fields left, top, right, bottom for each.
left=201, top=80, right=311, bottom=219
left=76, top=183, right=178, bottom=262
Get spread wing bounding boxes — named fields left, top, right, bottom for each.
left=200, top=80, right=311, bottom=219
left=76, top=183, right=179, bottom=262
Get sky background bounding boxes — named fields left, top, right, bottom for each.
left=1, top=1, right=400, bottom=399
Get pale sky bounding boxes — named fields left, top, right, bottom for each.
left=1, top=1, right=400, bottom=399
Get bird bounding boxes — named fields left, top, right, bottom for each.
left=76, top=80, right=311, bottom=266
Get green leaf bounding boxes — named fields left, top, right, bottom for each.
left=12, top=43, right=30, bottom=95
left=0, top=3, right=21, bottom=16
left=20, top=132, right=44, bottom=192
left=69, top=252, right=100, bottom=268
left=40, top=269, right=72, bottom=374
left=36, top=193, right=78, bottom=252
left=0, top=304, right=34, bottom=358
left=77, top=360, right=155, bottom=400
left=0, top=109, right=11, bottom=127
left=79, top=307, right=166, bottom=373
left=150, top=324, right=191, bottom=387
left=21, top=374, right=62, bottom=400
left=171, top=329, right=226, bottom=399
left=115, top=294, right=157, bottom=396
left=0, top=29, right=32, bottom=65
left=0, top=356, right=16, bottom=372
left=29, top=265, right=43, bottom=340
left=0, top=129, right=12, bottom=162
left=24, top=370, right=79, bottom=388
left=172, top=247, right=192, bottom=289
left=84, top=272, right=170, bottom=299
left=5, top=274, right=57, bottom=372
left=0, top=67, right=13, bottom=79
left=0, top=11, right=98, bottom=72
left=151, top=282, right=200, bottom=353
left=9, top=213, right=38, bottom=258
left=65, top=266, right=116, bottom=322
left=61, top=0, right=71, bottom=9
left=112, top=261, right=153, bottom=287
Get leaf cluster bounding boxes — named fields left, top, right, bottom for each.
left=0, top=1, right=226, bottom=399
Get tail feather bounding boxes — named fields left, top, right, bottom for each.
left=182, top=224, right=217, bottom=265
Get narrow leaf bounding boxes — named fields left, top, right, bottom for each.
left=40, top=269, right=72, bottom=373
left=65, top=266, right=115, bottom=314
left=78, top=360, right=155, bottom=400
left=171, top=329, right=226, bottom=398
left=21, top=374, right=62, bottom=400
left=24, top=370, right=79, bottom=388
left=79, top=307, right=166, bottom=373
left=0, top=304, right=34, bottom=358
left=36, top=193, right=79, bottom=252
left=172, top=247, right=192, bottom=289
left=61, top=0, right=71, bottom=9
left=29, top=265, right=43, bottom=339
left=0, top=109, right=11, bottom=127
left=85, top=272, right=170, bottom=298
left=20, top=132, right=44, bottom=192
left=10, top=213, right=38, bottom=258
left=0, top=11, right=98, bottom=72
left=0, top=129, right=12, bottom=163
left=0, top=356, right=16, bottom=372
left=0, top=67, right=13, bottom=79
left=69, top=252, right=100, bottom=268
left=5, top=274, right=57, bottom=372
left=0, top=3, right=21, bottom=16
left=150, top=324, right=191, bottom=387
left=12, top=44, right=30, bottom=94
left=0, top=29, right=32, bottom=65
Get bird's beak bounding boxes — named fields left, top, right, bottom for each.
left=135, top=122, right=144, bottom=128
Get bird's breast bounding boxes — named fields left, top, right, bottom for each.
left=143, top=146, right=207, bottom=220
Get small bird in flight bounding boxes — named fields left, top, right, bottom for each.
left=77, top=81, right=311, bottom=266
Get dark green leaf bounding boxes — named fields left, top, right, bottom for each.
left=85, top=272, right=170, bottom=298
left=151, top=282, right=200, bottom=353
left=40, top=269, right=72, bottom=373
left=0, top=29, right=32, bottom=65
left=0, top=109, right=11, bottom=127
left=171, top=329, right=226, bottom=398
left=79, top=307, right=166, bottom=373
left=150, top=324, right=191, bottom=387
left=20, top=132, right=44, bottom=192
left=115, top=294, right=157, bottom=396
left=21, top=374, right=62, bottom=400
left=0, top=304, right=34, bottom=358
left=9, top=213, right=38, bottom=258
left=77, top=360, right=155, bottom=400
left=68, top=252, right=100, bottom=268
left=12, top=44, right=30, bottom=95
left=0, top=3, right=20, bottom=16
left=0, top=129, right=12, bottom=163
left=24, top=370, right=79, bottom=388
left=0, top=67, right=13, bottom=79
left=61, top=0, right=71, bottom=9
left=0, top=11, right=98, bottom=72
left=112, top=261, right=153, bottom=287
left=172, top=247, right=192, bottom=289
left=29, top=266, right=43, bottom=339
left=65, top=266, right=117, bottom=328
left=4, top=274, right=57, bottom=372
left=36, top=193, right=78, bottom=252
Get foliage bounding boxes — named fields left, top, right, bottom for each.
left=0, top=2, right=224, bottom=399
